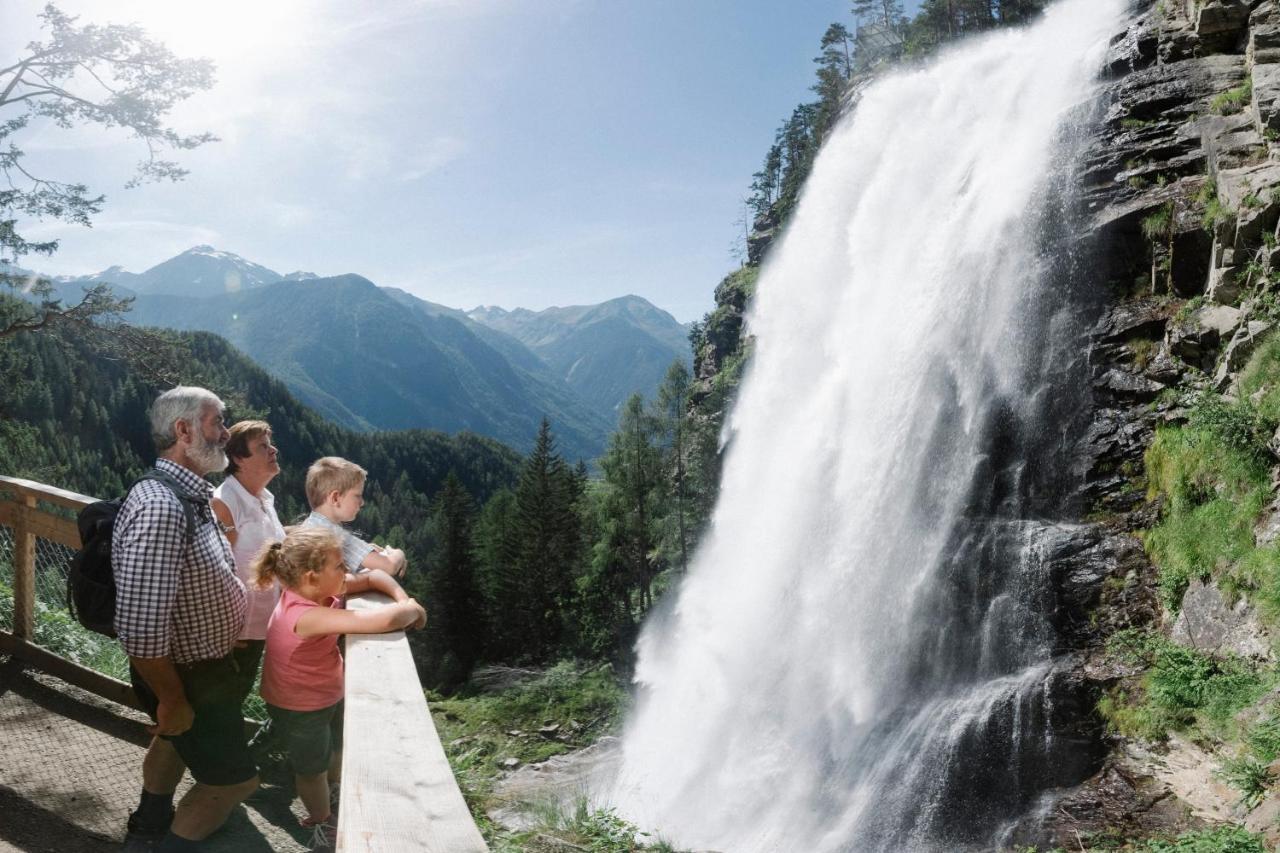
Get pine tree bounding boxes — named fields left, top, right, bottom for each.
left=655, top=360, right=692, bottom=574
left=499, top=418, right=584, bottom=662
left=599, top=395, right=665, bottom=612
left=425, top=472, right=485, bottom=686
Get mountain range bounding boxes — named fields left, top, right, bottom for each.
left=43, top=246, right=690, bottom=461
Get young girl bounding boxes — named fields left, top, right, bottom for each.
left=252, top=526, right=426, bottom=846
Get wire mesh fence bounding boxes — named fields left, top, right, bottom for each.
left=0, top=519, right=130, bottom=681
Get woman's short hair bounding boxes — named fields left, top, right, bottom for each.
left=149, top=386, right=222, bottom=452
left=225, top=420, right=272, bottom=475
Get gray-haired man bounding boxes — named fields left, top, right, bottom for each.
left=116, top=386, right=258, bottom=851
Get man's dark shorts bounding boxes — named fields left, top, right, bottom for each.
left=129, top=655, right=257, bottom=786
left=265, top=701, right=344, bottom=775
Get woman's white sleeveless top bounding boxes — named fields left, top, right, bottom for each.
left=214, top=474, right=285, bottom=640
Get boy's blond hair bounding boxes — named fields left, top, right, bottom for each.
left=252, top=526, right=342, bottom=589
left=305, top=456, right=367, bottom=509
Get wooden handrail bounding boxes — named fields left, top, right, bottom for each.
left=339, top=593, right=489, bottom=852
left=1, top=474, right=490, bottom=851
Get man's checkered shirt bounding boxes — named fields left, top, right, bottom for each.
left=112, top=458, right=247, bottom=663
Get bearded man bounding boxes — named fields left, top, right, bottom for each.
left=114, top=386, right=258, bottom=852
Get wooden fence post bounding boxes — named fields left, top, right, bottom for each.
left=12, top=493, right=36, bottom=640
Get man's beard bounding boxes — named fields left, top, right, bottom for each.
left=189, top=431, right=228, bottom=474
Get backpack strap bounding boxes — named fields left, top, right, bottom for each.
left=133, top=470, right=202, bottom=544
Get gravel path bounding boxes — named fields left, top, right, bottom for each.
left=0, top=656, right=308, bottom=852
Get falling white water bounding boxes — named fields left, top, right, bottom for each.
left=610, top=0, right=1126, bottom=850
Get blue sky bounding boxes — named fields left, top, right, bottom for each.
left=3, top=1, right=859, bottom=321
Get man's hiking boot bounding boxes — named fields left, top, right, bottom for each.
left=123, top=807, right=173, bottom=851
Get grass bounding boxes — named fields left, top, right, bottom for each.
left=431, top=661, right=630, bottom=826
left=1142, top=205, right=1172, bottom=241
left=1142, top=399, right=1273, bottom=610
left=1141, top=826, right=1266, bottom=852
left=489, top=797, right=678, bottom=853
left=1211, top=77, right=1253, bottom=116
left=1198, top=180, right=1235, bottom=234
left=1098, top=630, right=1271, bottom=742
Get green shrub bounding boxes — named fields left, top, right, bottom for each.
left=1098, top=631, right=1269, bottom=741
left=1218, top=755, right=1273, bottom=808
left=1142, top=825, right=1266, bottom=852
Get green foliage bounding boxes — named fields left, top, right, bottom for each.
left=0, top=5, right=214, bottom=271
left=432, top=662, right=628, bottom=808
left=480, top=419, right=585, bottom=663
left=1143, top=415, right=1271, bottom=609
left=415, top=472, right=486, bottom=689
left=1218, top=755, right=1273, bottom=808
left=1211, top=77, right=1254, bottom=116
left=1198, top=180, right=1235, bottom=234
left=1142, top=205, right=1173, bottom=241
left=1141, top=826, right=1266, bottom=852
left=1097, top=630, right=1269, bottom=741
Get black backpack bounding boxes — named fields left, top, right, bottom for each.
left=67, top=470, right=199, bottom=637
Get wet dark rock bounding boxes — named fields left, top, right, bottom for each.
left=1091, top=298, right=1171, bottom=343
left=1095, top=367, right=1168, bottom=401
left=1050, top=760, right=1205, bottom=847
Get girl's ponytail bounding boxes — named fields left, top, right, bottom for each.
left=252, top=541, right=286, bottom=589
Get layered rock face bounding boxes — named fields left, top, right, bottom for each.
left=1047, top=0, right=1280, bottom=843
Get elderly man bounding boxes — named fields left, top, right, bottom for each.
left=116, top=386, right=257, bottom=852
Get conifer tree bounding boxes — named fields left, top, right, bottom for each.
left=425, top=471, right=484, bottom=685
left=499, top=418, right=584, bottom=662
left=599, top=395, right=665, bottom=612
left=655, top=360, right=692, bottom=574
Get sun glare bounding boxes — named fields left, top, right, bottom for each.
left=92, top=0, right=312, bottom=66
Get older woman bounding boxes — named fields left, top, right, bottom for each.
left=211, top=419, right=286, bottom=700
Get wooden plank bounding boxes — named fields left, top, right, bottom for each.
left=23, top=511, right=81, bottom=550
left=0, top=631, right=140, bottom=710
left=12, top=495, right=35, bottom=639
left=337, top=593, right=488, bottom=853
left=0, top=476, right=94, bottom=512
left=0, top=499, right=18, bottom=529
left=0, top=501, right=80, bottom=549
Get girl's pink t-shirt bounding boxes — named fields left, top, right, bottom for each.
left=260, top=588, right=344, bottom=711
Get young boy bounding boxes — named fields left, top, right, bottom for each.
left=302, top=457, right=407, bottom=578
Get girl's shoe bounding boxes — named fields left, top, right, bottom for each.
left=300, top=813, right=337, bottom=853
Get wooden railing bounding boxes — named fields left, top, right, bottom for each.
left=0, top=474, right=488, bottom=852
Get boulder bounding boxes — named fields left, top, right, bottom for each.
left=1255, top=493, right=1280, bottom=543
left=1194, top=0, right=1251, bottom=51
left=1250, top=21, right=1280, bottom=64
left=1196, top=303, right=1244, bottom=336
left=1214, top=319, right=1273, bottom=387
left=1253, top=61, right=1280, bottom=133
left=1217, top=162, right=1280, bottom=251
left=1096, top=367, right=1167, bottom=401
left=1170, top=578, right=1273, bottom=661
left=1206, top=262, right=1242, bottom=303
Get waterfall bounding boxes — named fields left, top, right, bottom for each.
left=610, top=0, right=1127, bottom=849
